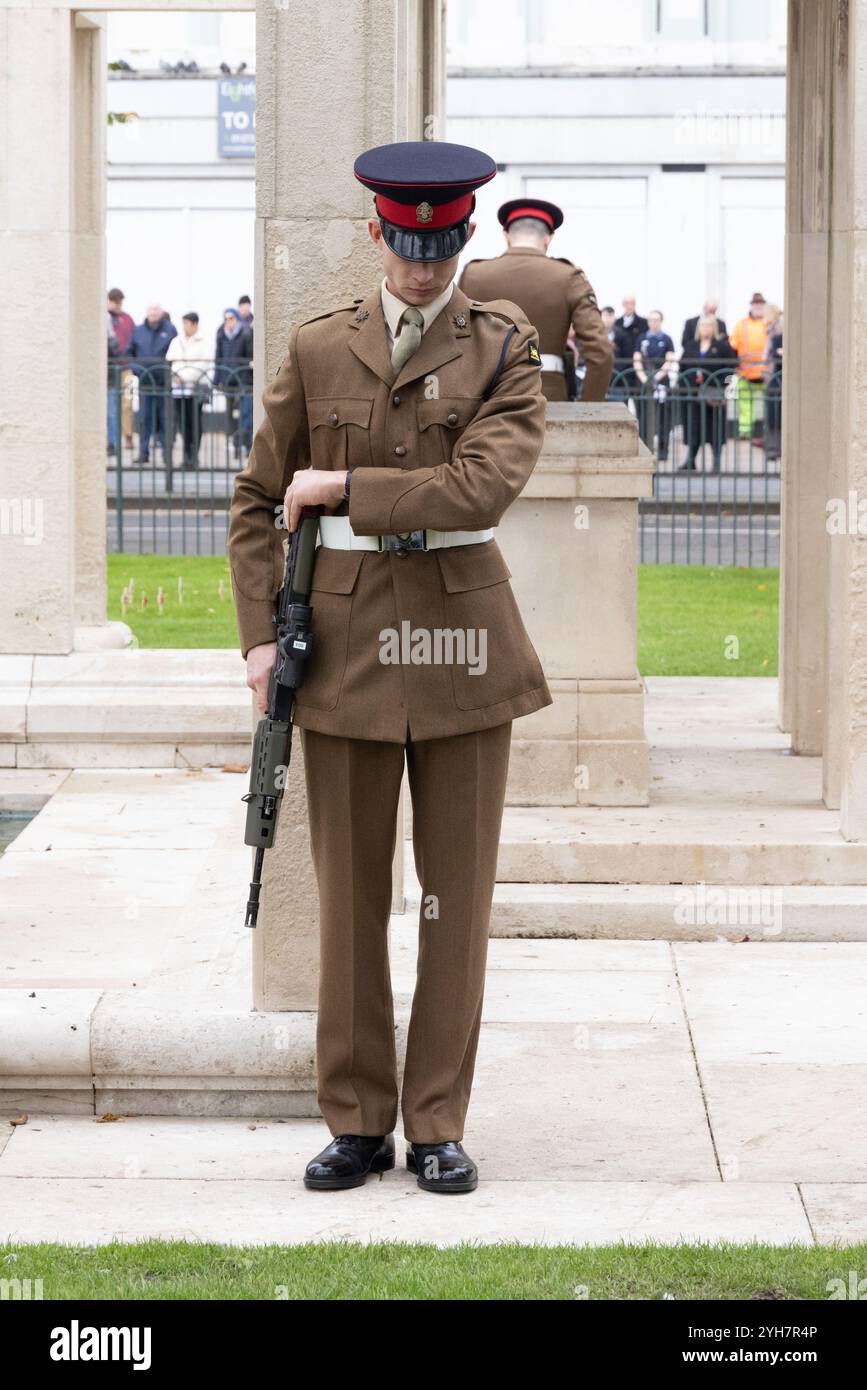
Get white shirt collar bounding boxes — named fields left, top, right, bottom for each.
left=380, top=276, right=455, bottom=343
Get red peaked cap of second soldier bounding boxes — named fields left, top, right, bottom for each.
left=354, top=140, right=497, bottom=263
left=497, top=197, right=564, bottom=232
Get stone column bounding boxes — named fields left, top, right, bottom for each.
left=778, top=0, right=832, bottom=761
left=834, top=0, right=867, bottom=840
left=824, top=0, right=854, bottom=812
left=782, top=0, right=867, bottom=835
left=252, top=0, right=441, bottom=1009
left=0, top=6, right=78, bottom=654
left=73, top=13, right=115, bottom=647
left=0, top=5, right=127, bottom=656
left=497, top=404, right=655, bottom=808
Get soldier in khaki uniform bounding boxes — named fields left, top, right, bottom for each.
left=459, top=196, right=613, bottom=403
left=228, top=141, right=552, bottom=1195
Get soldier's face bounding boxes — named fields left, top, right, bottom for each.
left=368, top=220, right=473, bottom=304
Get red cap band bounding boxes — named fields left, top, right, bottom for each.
left=375, top=191, right=474, bottom=230
left=505, top=204, right=555, bottom=229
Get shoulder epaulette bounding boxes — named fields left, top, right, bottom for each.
left=467, top=297, right=527, bottom=327
left=298, top=302, right=358, bottom=326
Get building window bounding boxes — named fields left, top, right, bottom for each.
left=655, top=0, right=709, bottom=39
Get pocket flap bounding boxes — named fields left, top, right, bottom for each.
left=308, top=397, right=374, bottom=430
left=416, top=398, right=479, bottom=432
left=436, top=540, right=511, bottom=593
left=310, top=547, right=366, bottom=594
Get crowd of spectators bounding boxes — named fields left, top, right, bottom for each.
left=107, top=290, right=254, bottom=468
left=594, top=292, right=783, bottom=470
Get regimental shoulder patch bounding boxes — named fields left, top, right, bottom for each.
left=528, top=342, right=542, bottom=366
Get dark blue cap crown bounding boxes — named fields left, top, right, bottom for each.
left=354, top=140, right=496, bottom=262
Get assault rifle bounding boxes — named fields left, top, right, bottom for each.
left=242, top=506, right=321, bottom=927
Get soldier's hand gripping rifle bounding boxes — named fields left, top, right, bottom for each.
left=242, top=506, right=321, bottom=927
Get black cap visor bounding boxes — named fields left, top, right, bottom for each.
left=380, top=216, right=472, bottom=263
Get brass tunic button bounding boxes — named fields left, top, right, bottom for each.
left=394, top=444, right=407, bottom=457
left=392, top=394, right=401, bottom=406
left=328, top=411, right=338, bottom=426
left=446, top=411, right=459, bottom=426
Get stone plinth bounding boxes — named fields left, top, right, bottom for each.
left=498, top=403, right=655, bottom=807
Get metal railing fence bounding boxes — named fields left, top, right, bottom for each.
left=107, top=360, right=782, bottom=566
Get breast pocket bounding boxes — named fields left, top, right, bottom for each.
left=436, top=540, right=546, bottom=712
left=293, top=547, right=365, bottom=712
left=415, top=397, right=480, bottom=468
left=308, top=397, right=374, bottom=471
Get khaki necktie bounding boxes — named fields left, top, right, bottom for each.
left=390, top=305, right=424, bottom=375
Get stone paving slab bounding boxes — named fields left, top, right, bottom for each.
left=467, top=1023, right=717, bottom=1182
left=0, top=768, right=68, bottom=811
left=698, top=1063, right=867, bottom=1184
left=0, top=1116, right=327, bottom=1181
left=675, top=943, right=867, bottom=1063
left=0, top=1171, right=812, bottom=1247
left=7, top=768, right=241, bottom=854
left=671, top=943, right=867, bottom=1184
left=800, top=1186, right=867, bottom=1244
left=0, top=849, right=197, bottom=988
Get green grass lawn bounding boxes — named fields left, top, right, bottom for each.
left=638, top=564, right=778, bottom=677
left=108, top=555, right=237, bottom=649
left=1, top=1239, right=861, bottom=1300
left=108, top=555, right=779, bottom=677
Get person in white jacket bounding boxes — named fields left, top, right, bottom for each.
left=166, top=312, right=211, bottom=468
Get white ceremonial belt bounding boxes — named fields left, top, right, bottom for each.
left=318, top=514, right=494, bottom=553
left=539, top=353, right=565, bottom=373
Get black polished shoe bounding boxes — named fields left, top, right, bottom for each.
left=303, top=1133, right=395, bottom=1190
left=406, top=1141, right=478, bottom=1194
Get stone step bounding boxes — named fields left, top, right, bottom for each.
left=490, top=883, right=867, bottom=942
left=0, top=650, right=251, bottom=769
left=496, top=806, right=867, bottom=886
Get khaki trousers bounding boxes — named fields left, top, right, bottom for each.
left=541, top=369, right=568, bottom=402
left=301, top=721, right=512, bottom=1143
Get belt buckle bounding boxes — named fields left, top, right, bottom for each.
left=380, top=529, right=427, bottom=553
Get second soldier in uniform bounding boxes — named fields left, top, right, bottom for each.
left=459, top=196, right=613, bottom=403
left=228, top=141, right=552, bottom=1195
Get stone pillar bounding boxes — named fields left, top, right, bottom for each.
left=781, top=0, right=867, bottom=835
left=0, top=6, right=127, bottom=656
left=834, top=0, right=867, bottom=840
left=823, top=0, right=854, bottom=812
left=73, top=14, right=115, bottom=647
left=252, top=0, right=441, bottom=1009
left=0, top=6, right=78, bottom=654
left=497, top=404, right=655, bottom=808
left=778, top=0, right=832, bottom=760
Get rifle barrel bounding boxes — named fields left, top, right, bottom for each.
left=245, top=846, right=266, bottom=928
